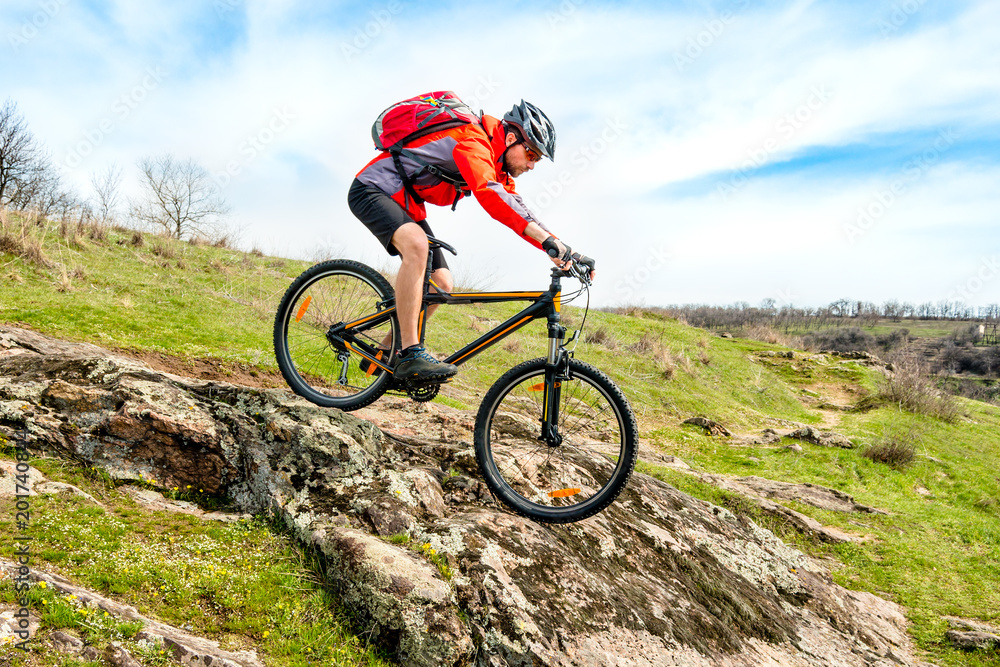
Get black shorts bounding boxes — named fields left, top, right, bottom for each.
left=348, top=178, right=449, bottom=271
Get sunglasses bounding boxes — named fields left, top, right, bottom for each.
left=522, top=142, right=543, bottom=163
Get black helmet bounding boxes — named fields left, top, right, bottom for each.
left=503, top=100, right=556, bottom=160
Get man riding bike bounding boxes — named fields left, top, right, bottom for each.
left=348, top=95, right=596, bottom=383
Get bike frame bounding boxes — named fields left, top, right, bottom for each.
left=326, top=238, right=575, bottom=439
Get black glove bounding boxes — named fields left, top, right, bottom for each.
left=571, top=252, right=596, bottom=273
left=542, top=236, right=573, bottom=262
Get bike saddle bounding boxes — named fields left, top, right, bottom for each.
left=426, top=235, right=458, bottom=256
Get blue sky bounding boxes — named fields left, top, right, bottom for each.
left=2, top=0, right=999, bottom=309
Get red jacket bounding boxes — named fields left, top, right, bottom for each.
left=356, top=115, right=544, bottom=249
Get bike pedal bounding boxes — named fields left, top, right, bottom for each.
left=404, top=377, right=450, bottom=388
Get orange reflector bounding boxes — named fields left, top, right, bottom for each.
left=528, top=382, right=545, bottom=392
left=364, top=349, right=384, bottom=377
left=295, top=296, right=312, bottom=322
left=548, top=488, right=581, bottom=498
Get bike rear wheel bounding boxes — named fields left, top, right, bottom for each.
left=273, top=259, right=398, bottom=410
left=474, top=357, right=638, bottom=523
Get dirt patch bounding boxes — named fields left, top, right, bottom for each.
left=115, top=349, right=287, bottom=389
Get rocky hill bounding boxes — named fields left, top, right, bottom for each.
left=0, top=325, right=942, bottom=667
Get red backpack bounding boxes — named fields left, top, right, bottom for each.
left=372, top=90, right=480, bottom=151
left=371, top=91, right=482, bottom=209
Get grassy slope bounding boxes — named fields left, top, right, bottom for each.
left=3, top=217, right=1000, bottom=666
left=0, top=457, right=391, bottom=667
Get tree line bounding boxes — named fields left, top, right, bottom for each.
left=0, top=99, right=230, bottom=241
left=632, top=298, right=1000, bottom=332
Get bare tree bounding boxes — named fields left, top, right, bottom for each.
left=91, top=162, right=122, bottom=225
left=130, top=154, right=231, bottom=239
left=0, top=99, right=42, bottom=208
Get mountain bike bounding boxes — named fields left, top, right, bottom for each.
left=273, top=236, right=638, bottom=523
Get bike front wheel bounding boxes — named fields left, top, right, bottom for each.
left=273, top=259, right=398, bottom=411
left=474, top=357, right=638, bottom=523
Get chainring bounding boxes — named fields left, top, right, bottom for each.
left=405, top=382, right=441, bottom=402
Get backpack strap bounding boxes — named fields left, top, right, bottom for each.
left=393, top=148, right=469, bottom=211
left=391, top=150, right=424, bottom=209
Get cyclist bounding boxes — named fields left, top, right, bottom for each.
left=348, top=98, right=595, bottom=383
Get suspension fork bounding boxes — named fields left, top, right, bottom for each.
left=541, top=277, right=567, bottom=446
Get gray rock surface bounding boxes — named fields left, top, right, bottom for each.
left=944, top=617, right=1000, bottom=651
left=700, top=475, right=887, bottom=515
left=945, top=630, right=1000, bottom=651
left=48, top=630, right=85, bottom=654
left=0, top=326, right=928, bottom=666
left=105, top=642, right=143, bottom=667
left=786, top=426, right=856, bottom=449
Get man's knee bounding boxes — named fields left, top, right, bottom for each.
left=393, top=223, right=428, bottom=260
left=431, top=269, right=454, bottom=293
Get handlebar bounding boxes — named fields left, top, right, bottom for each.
left=546, top=247, right=595, bottom=285
left=549, top=253, right=595, bottom=286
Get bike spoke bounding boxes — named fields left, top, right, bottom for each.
left=484, top=368, right=626, bottom=511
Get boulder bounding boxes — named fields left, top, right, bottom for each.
left=787, top=426, right=855, bottom=449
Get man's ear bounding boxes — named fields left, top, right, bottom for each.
left=505, top=132, right=518, bottom=147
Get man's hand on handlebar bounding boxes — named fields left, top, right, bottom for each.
left=542, top=236, right=597, bottom=282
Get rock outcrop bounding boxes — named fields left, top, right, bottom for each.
left=0, top=326, right=928, bottom=666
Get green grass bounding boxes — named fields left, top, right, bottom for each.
left=641, top=397, right=1000, bottom=667
left=1, top=215, right=307, bottom=367
left=4, top=213, right=1000, bottom=666
left=0, top=457, right=392, bottom=667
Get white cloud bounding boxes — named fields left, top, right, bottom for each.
left=2, top=0, right=998, bottom=308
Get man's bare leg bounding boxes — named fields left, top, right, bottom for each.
left=376, top=225, right=453, bottom=351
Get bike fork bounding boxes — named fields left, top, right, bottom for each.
left=541, top=321, right=567, bottom=446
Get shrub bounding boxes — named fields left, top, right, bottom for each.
left=801, top=326, right=875, bottom=353
left=875, top=328, right=910, bottom=352
left=741, top=324, right=791, bottom=346
left=937, top=341, right=996, bottom=376
left=584, top=326, right=618, bottom=350
left=0, top=231, right=23, bottom=256
left=627, top=331, right=658, bottom=354
left=86, top=221, right=108, bottom=242
left=863, top=353, right=962, bottom=423
left=862, top=436, right=916, bottom=468
left=151, top=240, right=176, bottom=259
left=55, top=265, right=73, bottom=292
left=626, top=331, right=682, bottom=379
left=502, top=338, right=522, bottom=354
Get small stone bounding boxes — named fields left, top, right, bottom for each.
left=946, top=629, right=1000, bottom=651
left=81, top=646, right=101, bottom=661
left=786, top=444, right=803, bottom=453
left=105, top=643, right=143, bottom=667
left=49, top=630, right=84, bottom=655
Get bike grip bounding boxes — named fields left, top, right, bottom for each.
left=542, top=235, right=562, bottom=258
